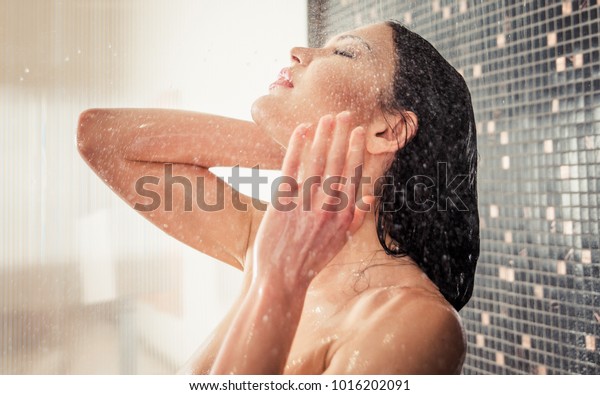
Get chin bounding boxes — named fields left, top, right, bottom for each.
left=250, top=95, right=267, bottom=125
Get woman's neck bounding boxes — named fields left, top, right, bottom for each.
left=309, top=210, right=417, bottom=292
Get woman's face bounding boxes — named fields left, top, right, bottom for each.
left=251, top=23, right=397, bottom=147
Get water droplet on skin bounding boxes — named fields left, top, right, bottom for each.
left=383, top=333, right=394, bottom=344
left=64, top=57, right=69, bottom=62
left=163, top=224, right=168, bottom=228
left=262, top=314, right=269, bottom=323
left=24, top=68, right=29, bottom=73
left=347, top=349, right=360, bottom=370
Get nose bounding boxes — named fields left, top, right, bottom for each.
left=290, top=46, right=313, bottom=65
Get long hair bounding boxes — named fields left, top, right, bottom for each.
left=375, top=21, right=480, bottom=311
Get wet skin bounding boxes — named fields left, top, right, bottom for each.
left=78, top=23, right=466, bottom=374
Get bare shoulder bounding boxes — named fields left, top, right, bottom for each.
left=325, top=286, right=466, bottom=374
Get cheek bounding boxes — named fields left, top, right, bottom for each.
left=305, top=65, right=382, bottom=114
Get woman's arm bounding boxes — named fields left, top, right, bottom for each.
left=114, top=109, right=286, bottom=169
left=209, top=112, right=371, bottom=374
left=77, top=108, right=285, bottom=269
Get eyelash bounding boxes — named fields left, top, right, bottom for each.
left=333, top=49, right=355, bottom=59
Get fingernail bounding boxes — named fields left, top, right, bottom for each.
left=338, top=111, right=351, bottom=120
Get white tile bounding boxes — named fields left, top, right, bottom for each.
left=481, top=312, right=490, bottom=325
left=563, top=221, right=573, bottom=235
left=522, top=334, right=531, bottom=348
left=476, top=334, right=485, bottom=347
left=562, top=0, right=572, bottom=14
left=552, top=99, right=560, bottom=113
left=459, top=0, right=468, bottom=13
left=497, top=34, right=506, bottom=48
left=534, top=285, right=544, bottom=298
left=546, top=206, right=556, bottom=221
left=585, top=335, right=596, bottom=351
left=442, top=6, right=451, bottom=19
left=557, top=260, right=567, bottom=275
left=506, top=268, right=515, bottom=282
left=473, top=64, right=482, bottom=78
left=544, top=139, right=554, bottom=153
left=502, top=156, right=510, bottom=169
left=547, top=32, right=557, bottom=46
left=498, top=266, right=506, bottom=280
left=556, top=57, right=566, bottom=72
left=582, top=249, right=592, bottom=264
left=496, top=352, right=505, bottom=366
left=490, top=204, right=499, bottom=218
left=500, top=131, right=508, bottom=144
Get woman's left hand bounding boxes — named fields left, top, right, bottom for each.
left=210, top=111, right=372, bottom=374
left=252, top=111, right=372, bottom=290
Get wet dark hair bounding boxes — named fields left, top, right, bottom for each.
left=374, top=21, right=479, bottom=312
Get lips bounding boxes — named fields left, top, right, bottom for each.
left=269, top=67, right=294, bottom=90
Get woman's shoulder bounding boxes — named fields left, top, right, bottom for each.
left=344, top=283, right=459, bottom=325
left=330, top=284, right=466, bottom=374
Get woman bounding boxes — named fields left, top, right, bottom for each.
left=77, top=21, right=479, bottom=374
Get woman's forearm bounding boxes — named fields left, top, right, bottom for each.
left=209, top=275, right=307, bottom=374
left=77, top=108, right=285, bottom=169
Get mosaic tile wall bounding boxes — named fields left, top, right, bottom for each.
left=308, top=0, right=599, bottom=374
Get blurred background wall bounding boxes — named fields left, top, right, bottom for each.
left=1, top=0, right=307, bottom=373
left=308, top=0, right=599, bottom=374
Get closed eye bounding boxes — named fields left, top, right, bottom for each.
left=333, top=49, right=356, bottom=59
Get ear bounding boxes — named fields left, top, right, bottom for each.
left=365, top=110, right=418, bottom=155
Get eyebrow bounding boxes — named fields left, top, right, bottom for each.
left=332, top=34, right=373, bottom=51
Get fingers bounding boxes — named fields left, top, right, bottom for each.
left=323, top=111, right=352, bottom=180
left=290, top=112, right=366, bottom=211
left=341, top=126, right=366, bottom=207
left=307, top=114, right=335, bottom=177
